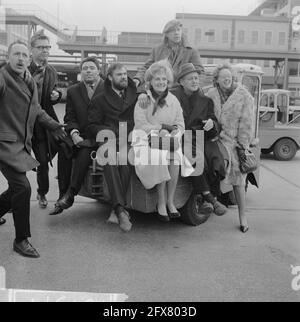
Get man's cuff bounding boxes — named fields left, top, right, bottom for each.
left=71, top=129, right=80, bottom=136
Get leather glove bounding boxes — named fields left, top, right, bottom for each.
left=237, top=148, right=247, bottom=163
left=52, top=125, right=67, bottom=141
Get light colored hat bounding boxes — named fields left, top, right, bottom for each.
left=163, top=19, right=183, bottom=34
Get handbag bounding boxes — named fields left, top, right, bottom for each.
left=237, top=148, right=258, bottom=174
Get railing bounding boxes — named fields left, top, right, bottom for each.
left=2, top=3, right=75, bottom=32
left=60, top=29, right=163, bottom=47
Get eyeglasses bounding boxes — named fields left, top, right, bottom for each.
left=34, top=46, right=51, bottom=51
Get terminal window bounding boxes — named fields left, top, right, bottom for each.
left=278, top=32, right=286, bottom=46
left=222, top=30, right=229, bottom=43
left=265, top=31, right=273, bottom=45
left=238, top=30, right=245, bottom=44
left=194, top=28, right=202, bottom=46
left=251, top=31, right=259, bottom=45
left=207, top=29, right=215, bottom=42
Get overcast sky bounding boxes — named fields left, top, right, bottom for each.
left=3, top=0, right=259, bottom=32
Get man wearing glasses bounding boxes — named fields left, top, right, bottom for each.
left=29, top=30, right=63, bottom=209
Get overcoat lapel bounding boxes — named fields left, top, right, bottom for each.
left=79, top=82, right=90, bottom=106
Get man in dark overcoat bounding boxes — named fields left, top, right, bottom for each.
left=0, top=40, right=66, bottom=258
left=172, top=63, right=227, bottom=217
left=29, top=30, right=62, bottom=209
left=87, top=63, right=137, bottom=232
left=50, top=57, right=104, bottom=215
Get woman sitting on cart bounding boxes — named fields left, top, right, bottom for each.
left=132, top=60, right=194, bottom=223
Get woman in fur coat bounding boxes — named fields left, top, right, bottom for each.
left=206, top=63, right=254, bottom=233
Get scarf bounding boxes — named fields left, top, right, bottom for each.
left=216, top=83, right=237, bottom=106
left=167, top=43, right=181, bottom=66
left=150, top=86, right=169, bottom=116
left=29, top=62, right=46, bottom=103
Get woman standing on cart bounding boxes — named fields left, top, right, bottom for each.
left=207, top=63, right=254, bottom=233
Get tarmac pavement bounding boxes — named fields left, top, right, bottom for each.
left=0, top=104, right=299, bottom=302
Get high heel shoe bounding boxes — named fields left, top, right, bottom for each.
left=156, top=206, right=170, bottom=223
left=167, top=208, right=181, bottom=219
left=240, top=226, right=249, bottom=233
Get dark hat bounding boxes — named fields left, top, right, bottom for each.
left=163, top=19, right=183, bottom=34
left=177, top=63, right=203, bottom=82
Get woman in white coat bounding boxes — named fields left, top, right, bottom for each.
left=207, top=63, right=254, bottom=233
left=132, top=61, right=193, bottom=222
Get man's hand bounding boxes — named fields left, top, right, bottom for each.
left=138, top=93, right=150, bottom=110
left=71, top=133, right=84, bottom=147
left=50, top=90, right=60, bottom=102
left=52, top=124, right=67, bottom=141
left=203, top=119, right=214, bottom=132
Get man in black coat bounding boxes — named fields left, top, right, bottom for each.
left=50, top=57, right=104, bottom=215
left=0, top=41, right=66, bottom=258
left=172, top=63, right=227, bottom=217
left=29, top=30, right=62, bottom=209
left=87, top=63, right=137, bottom=232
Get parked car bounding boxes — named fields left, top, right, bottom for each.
left=259, top=89, right=300, bottom=161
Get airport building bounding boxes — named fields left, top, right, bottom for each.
left=0, top=0, right=299, bottom=96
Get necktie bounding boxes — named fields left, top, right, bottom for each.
left=120, top=91, right=125, bottom=101
left=87, top=84, right=95, bottom=100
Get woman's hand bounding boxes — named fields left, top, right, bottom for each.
left=159, top=129, right=170, bottom=137
left=138, top=94, right=150, bottom=109
left=237, top=148, right=247, bottom=163
left=162, top=124, right=178, bottom=133
left=203, top=119, right=214, bottom=132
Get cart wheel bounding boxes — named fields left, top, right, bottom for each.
left=273, top=139, right=297, bottom=161
left=181, top=194, right=211, bottom=226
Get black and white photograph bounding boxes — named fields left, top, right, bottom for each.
left=0, top=0, right=300, bottom=306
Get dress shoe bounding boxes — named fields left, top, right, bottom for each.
left=107, top=210, right=119, bottom=225
left=37, top=194, right=48, bottom=209
left=13, top=239, right=40, bottom=258
left=167, top=208, right=181, bottom=219
left=213, top=201, right=228, bottom=216
left=56, top=190, right=75, bottom=210
left=156, top=207, right=170, bottom=223
left=0, top=218, right=6, bottom=226
left=198, top=201, right=214, bottom=215
left=240, top=226, right=250, bottom=233
left=118, top=209, right=132, bottom=232
left=49, top=204, right=64, bottom=216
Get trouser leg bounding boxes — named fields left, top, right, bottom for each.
left=36, top=161, right=49, bottom=196
left=1, top=167, right=31, bottom=240
left=192, top=171, right=211, bottom=195
left=57, top=148, right=72, bottom=199
left=32, top=140, right=49, bottom=196
left=104, top=165, right=132, bottom=209
left=0, top=189, right=12, bottom=217
left=70, top=148, right=93, bottom=195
